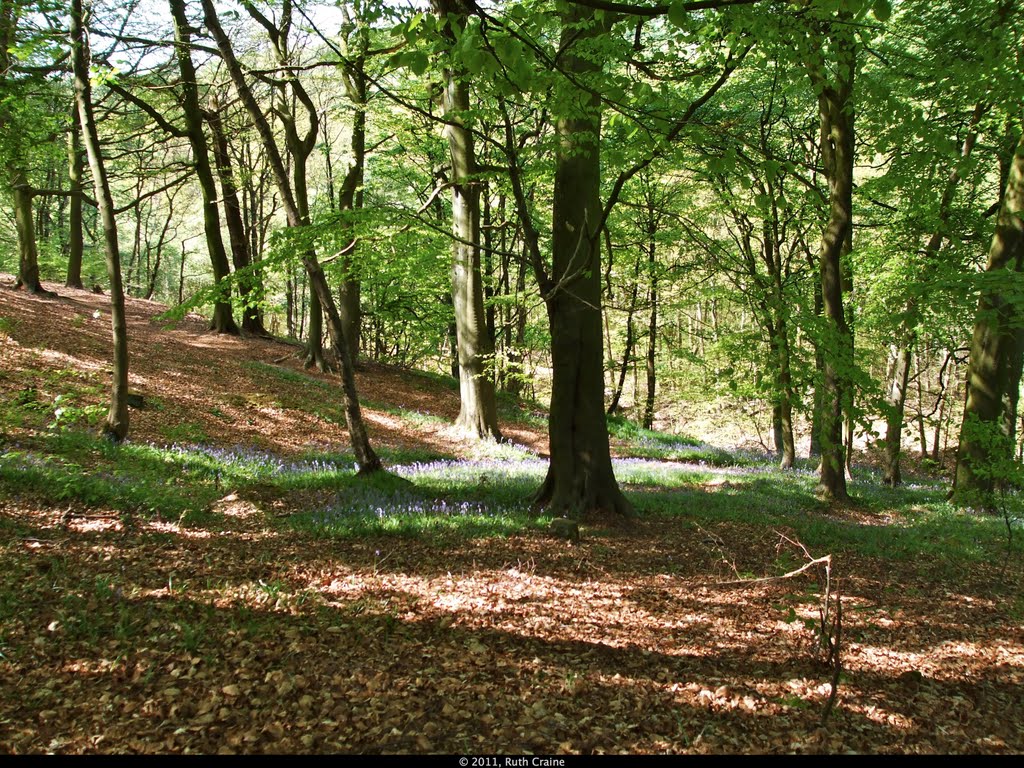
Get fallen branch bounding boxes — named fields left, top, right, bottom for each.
left=709, top=531, right=843, bottom=726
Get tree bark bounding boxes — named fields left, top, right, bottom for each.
left=206, top=92, right=268, bottom=336
left=643, top=243, right=658, bottom=431
left=533, top=6, right=631, bottom=517
left=336, top=7, right=370, bottom=359
left=953, top=128, right=1024, bottom=504
left=71, top=0, right=128, bottom=441
left=65, top=105, right=85, bottom=289
left=433, top=0, right=502, bottom=440
left=202, top=0, right=380, bottom=473
left=169, top=0, right=237, bottom=335
left=807, top=24, right=855, bottom=501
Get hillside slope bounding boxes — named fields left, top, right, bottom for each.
left=0, top=277, right=547, bottom=458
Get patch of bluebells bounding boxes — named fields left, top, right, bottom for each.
left=391, top=457, right=547, bottom=484
left=313, top=480, right=517, bottom=524
left=154, top=443, right=356, bottom=481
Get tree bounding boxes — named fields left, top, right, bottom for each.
left=432, top=0, right=502, bottom=440
left=802, top=5, right=857, bottom=500
left=528, top=4, right=631, bottom=516
left=168, top=0, right=238, bottom=334
left=953, top=126, right=1024, bottom=505
left=71, top=0, right=129, bottom=441
left=1, top=0, right=50, bottom=295
left=201, top=0, right=381, bottom=473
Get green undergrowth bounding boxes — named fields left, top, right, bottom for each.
left=1, top=420, right=1018, bottom=564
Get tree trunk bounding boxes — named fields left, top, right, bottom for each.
left=807, top=30, right=855, bottom=501
left=882, top=106, right=982, bottom=486
left=954, top=128, right=1024, bottom=505
left=11, top=170, right=46, bottom=293
left=206, top=93, right=268, bottom=336
left=608, top=255, right=641, bottom=416
left=533, top=6, right=631, bottom=518
left=336, top=25, right=369, bottom=360
left=71, top=0, right=128, bottom=441
left=433, top=0, right=501, bottom=440
left=305, top=286, right=328, bottom=372
left=169, top=0, right=237, bottom=335
left=643, top=249, right=658, bottom=431
left=203, top=0, right=380, bottom=473
left=66, top=106, right=85, bottom=289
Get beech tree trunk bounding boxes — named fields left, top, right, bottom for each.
left=66, top=106, right=85, bottom=289
left=433, top=0, right=502, bottom=440
left=807, top=23, right=855, bottom=501
left=71, top=0, right=128, bottom=441
left=169, top=0, right=237, bottom=335
left=533, top=6, right=631, bottom=518
left=953, top=128, right=1024, bottom=505
left=203, top=0, right=380, bottom=473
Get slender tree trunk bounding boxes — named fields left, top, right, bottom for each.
left=66, top=106, right=85, bottom=289
left=169, top=0, right=237, bottom=335
left=608, top=255, right=641, bottom=416
left=206, top=93, right=268, bottom=336
left=643, top=247, right=658, bottom=431
left=882, top=106, right=982, bottom=485
left=71, top=0, right=128, bottom=441
left=203, top=0, right=380, bottom=473
left=882, top=340, right=912, bottom=485
left=336, top=49, right=367, bottom=359
left=954, top=129, right=1024, bottom=504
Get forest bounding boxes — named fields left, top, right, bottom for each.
left=1, top=0, right=1023, bottom=756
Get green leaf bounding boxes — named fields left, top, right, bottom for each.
left=872, top=0, right=892, bottom=22
left=667, top=2, right=688, bottom=29
left=404, top=51, right=429, bottom=76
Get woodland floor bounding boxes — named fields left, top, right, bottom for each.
left=1, top=278, right=1023, bottom=755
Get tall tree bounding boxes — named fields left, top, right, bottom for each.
left=206, top=92, right=269, bottom=335
left=201, top=0, right=381, bottom=473
left=529, top=5, right=631, bottom=516
left=803, top=6, right=857, bottom=500
left=65, top=105, right=86, bottom=289
left=953, top=126, right=1024, bottom=505
left=432, top=0, right=502, bottom=440
left=168, top=0, right=238, bottom=334
left=1, top=0, right=47, bottom=294
left=71, top=0, right=129, bottom=441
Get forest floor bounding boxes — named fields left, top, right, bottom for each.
left=1, top=279, right=1023, bottom=755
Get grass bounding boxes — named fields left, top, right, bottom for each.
left=2, top=407, right=1019, bottom=565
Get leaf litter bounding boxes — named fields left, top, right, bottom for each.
left=1, top=281, right=1023, bottom=754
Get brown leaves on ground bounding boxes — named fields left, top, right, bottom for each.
left=2, top=504, right=1022, bottom=755
left=2, top=281, right=1024, bottom=754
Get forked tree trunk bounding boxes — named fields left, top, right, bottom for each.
left=71, top=0, right=128, bottom=441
